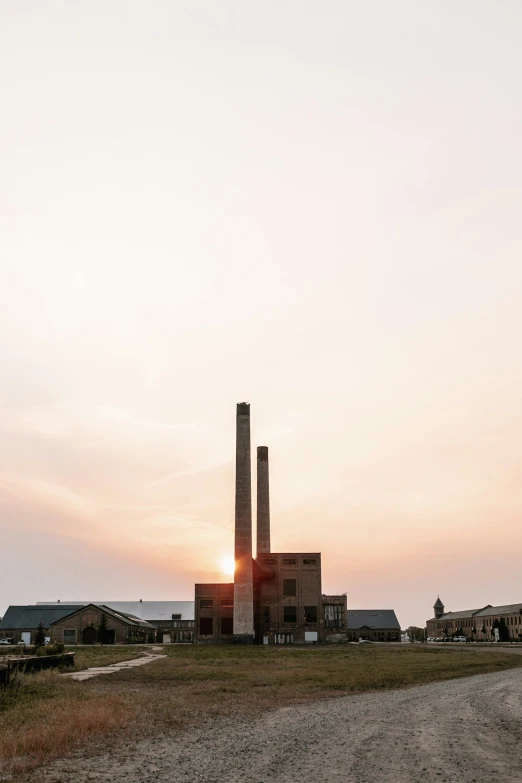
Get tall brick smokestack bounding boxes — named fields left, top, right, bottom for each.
left=233, top=402, right=254, bottom=642
left=256, top=446, right=270, bottom=556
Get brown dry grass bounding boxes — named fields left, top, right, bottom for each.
left=0, top=670, right=134, bottom=777
left=2, top=644, right=522, bottom=779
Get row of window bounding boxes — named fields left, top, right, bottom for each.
left=199, top=606, right=320, bottom=634
left=198, top=601, right=343, bottom=627
left=262, top=558, right=317, bottom=567
left=199, top=582, right=299, bottom=610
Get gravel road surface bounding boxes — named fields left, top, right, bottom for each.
left=41, top=667, right=522, bottom=783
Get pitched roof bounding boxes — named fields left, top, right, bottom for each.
left=37, top=600, right=195, bottom=621
left=438, top=609, right=484, bottom=620
left=434, top=597, right=444, bottom=608
left=49, top=604, right=156, bottom=630
left=475, top=603, right=522, bottom=617
left=347, top=610, right=400, bottom=630
left=0, top=605, right=81, bottom=630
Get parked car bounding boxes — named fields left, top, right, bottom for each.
left=358, top=639, right=373, bottom=644
left=0, top=639, right=12, bottom=645
left=453, top=636, right=467, bottom=643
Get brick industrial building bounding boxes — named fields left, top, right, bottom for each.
left=427, top=597, right=522, bottom=641
left=50, top=604, right=156, bottom=645
left=36, top=601, right=195, bottom=643
left=195, top=403, right=400, bottom=644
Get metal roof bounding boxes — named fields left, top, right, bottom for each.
left=0, top=605, right=81, bottom=630
left=347, top=610, right=400, bottom=630
left=37, top=601, right=195, bottom=621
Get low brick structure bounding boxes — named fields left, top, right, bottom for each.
left=0, top=604, right=82, bottom=645
left=51, top=604, right=156, bottom=645
left=346, top=610, right=401, bottom=641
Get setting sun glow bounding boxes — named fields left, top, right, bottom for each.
left=220, top=555, right=236, bottom=577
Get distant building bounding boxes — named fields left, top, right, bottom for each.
left=38, top=601, right=195, bottom=643
left=346, top=610, right=401, bottom=642
left=50, top=604, right=156, bottom=645
left=426, top=597, right=522, bottom=641
left=0, top=605, right=81, bottom=645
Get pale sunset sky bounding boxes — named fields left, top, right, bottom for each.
left=1, top=2, right=521, bottom=627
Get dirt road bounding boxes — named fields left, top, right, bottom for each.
left=41, top=666, right=522, bottom=783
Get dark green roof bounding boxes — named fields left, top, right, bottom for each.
left=0, top=605, right=81, bottom=630
left=347, top=610, right=400, bottom=630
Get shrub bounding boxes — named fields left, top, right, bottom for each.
left=45, top=643, right=64, bottom=656
left=34, top=622, right=46, bottom=648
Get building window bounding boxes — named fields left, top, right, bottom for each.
left=283, top=558, right=296, bottom=566
left=284, top=606, right=297, bottom=623
left=171, top=614, right=181, bottom=620
left=263, top=558, right=277, bottom=566
left=324, top=605, right=344, bottom=628
left=304, top=606, right=317, bottom=623
left=199, top=618, right=213, bottom=635
left=200, top=600, right=213, bottom=609
left=221, top=617, right=233, bottom=635
left=283, top=579, right=297, bottom=596
left=263, top=606, right=270, bottom=625
left=302, top=558, right=317, bottom=565
left=63, top=629, right=77, bottom=644
left=221, top=599, right=234, bottom=608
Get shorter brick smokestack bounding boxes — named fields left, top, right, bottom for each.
left=256, top=446, right=270, bottom=556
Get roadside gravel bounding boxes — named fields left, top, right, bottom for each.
left=39, top=667, right=522, bottom=783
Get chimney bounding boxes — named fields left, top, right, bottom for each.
left=233, top=402, right=254, bottom=642
left=256, top=446, right=270, bottom=556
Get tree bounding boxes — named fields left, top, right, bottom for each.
left=498, top=618, right=510, bottom=642
left=34, top=621, right=46, bottom=648
left=407, top=626, right=425, bottom=642
left=97, top=613, right=108, bottom=645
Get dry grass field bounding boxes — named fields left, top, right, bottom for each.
left=2, top=644, right=522, bottom=779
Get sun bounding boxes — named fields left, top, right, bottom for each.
left=220, top=555, right=235, bottom=577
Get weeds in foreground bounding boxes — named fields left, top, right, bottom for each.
left=0, top=669, right=133, bottom=777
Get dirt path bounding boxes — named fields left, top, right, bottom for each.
left=40, top=665, right=522, bottom=783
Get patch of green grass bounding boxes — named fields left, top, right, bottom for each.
left=65, top=645, right=150, bottom=671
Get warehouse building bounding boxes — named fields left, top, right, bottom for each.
left=426, top=598, right=522, bottom=641
left=0, top=604, right=80, bottom=645
left=38, top=601, right=195, bottom=643
left=50, top=604, right=156, bottom=645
